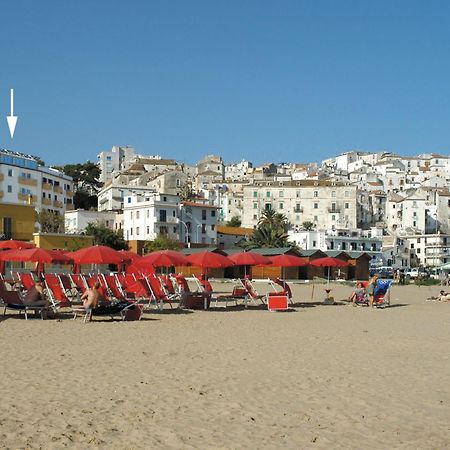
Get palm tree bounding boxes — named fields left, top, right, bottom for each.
left=243, top=209, right=290, bottom=249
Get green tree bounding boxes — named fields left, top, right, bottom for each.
left=37, top=210, right=64, bottom=233
left=179, top=181, right=195, bottom=201
left=243, top=209, right=290, bottom=249
left=53, top=161, right=103, bottom=209
left=144, top=235, right=181, bottom=254
left=226, top=216, right=242, bottom=227
left=84, top=222, right=128, bottom=250
left=301, top=221, right=316, bottom=231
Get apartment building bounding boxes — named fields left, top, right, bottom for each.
left=242, top=180, right=357, bottom=230
left=0, top=148, right=74, bottom=214
left=97, top=145, right=136, bottom=183
left=97, top=182, right=155, bottom=211
left=64, top=209, right=117, bottom=234
left=122, top=193, right=219, bottom=245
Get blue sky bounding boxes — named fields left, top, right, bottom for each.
left=1, top=0, right=450, bottom=165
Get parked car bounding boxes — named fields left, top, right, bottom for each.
left=369, top=266, right=394, bottom=279
left=404, top=268, right=428, bottom=279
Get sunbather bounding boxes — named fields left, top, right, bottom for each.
left=349, top=282, right=366, bottom=306
left=438, top=290, right=450, bottom=302
left=23, top=276, right=50, bottom=307
left=80, top=281, right=103, bottom=311
left=366, top=274, right=379, bottom=308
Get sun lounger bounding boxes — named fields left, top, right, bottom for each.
left=0, top=290, right=50, bottom=320
left=268, top=278, right=293, bottom=305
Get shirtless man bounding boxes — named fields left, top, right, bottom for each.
left=80, top=281, right=102, bottom=310
left=438, top=290, right=450, bottom=302
left=23, top=277, right=49, bottom=307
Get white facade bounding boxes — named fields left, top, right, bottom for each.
left=225, top=160, right=252, bottom=181
left=97, top=183, right=155, bottom=211
left=97, top=145, right=136, bottom=183
left=0, top=148, right=74, bottom=214
left=242, top=180, right=358, bottom=230
left=64, top=209, right=117, bottom=234
left=122, top=194, right=219, bottom=245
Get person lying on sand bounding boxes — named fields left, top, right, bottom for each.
left=80, top=281, right=103, bottom=311
left=23, top=276, right=50, bottom=307
left=438, top=290, right=450, bottom=302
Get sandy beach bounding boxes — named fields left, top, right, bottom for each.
left=1, top=282, right=450, bottom=449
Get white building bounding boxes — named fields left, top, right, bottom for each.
left=64, top=209, right=117, bottom=234
left=225, top=160, right=252, bottom=181
left=98, top=182, right=155, bottom=211
left=0, top=148, right=74, bottom=215
left=97, top=145, right=136, bottom=183
left=122, top=193, right=219, bottom=245
left=242, top=180, right=358, bottom=230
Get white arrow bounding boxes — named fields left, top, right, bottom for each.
left=7, top=89, right=18, bottom=138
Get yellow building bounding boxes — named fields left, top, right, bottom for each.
left=33, top=233, right=93, bottom=251
left=0, top=203, right=36, bottom=241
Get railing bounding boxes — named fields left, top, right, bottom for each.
left=53, top=185, right=63, bottom=194
left=42, top=198, right=52, bottom=206
left=0, top=174, right=3, bottom=181
left=17, top=193, right=36, bottom=203
left=66, top=204, right=75, bottom=210
left=294, top=207, right=303, bottom=213
left=327, top=207, right=341, bottom=213
left=53, top=200, right=63, bottom=208
left=65, top=190, right=74, bottom=197
left=42, top=182, right=52, bottom=190
left=18, top=176, right=37, bottom=187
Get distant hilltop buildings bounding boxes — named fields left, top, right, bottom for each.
left=1, top=144, right=449, bottom=268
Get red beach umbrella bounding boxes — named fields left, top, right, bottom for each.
left=186, top=251, right=234, bottom=269
left=118, top=250, right=142, bottom=262
left=4, top=248, right=73, bottom=264
left=71, top=245, right=124, bottom=265
left=310, top=257, right=349, bottom=283
left=228, top=251, right=271, bottom=266
left=269, top=254, right=308, bottom=267
left=138, top=250, right=190, bottom=268
left=0, top=240, right=35, bottom=250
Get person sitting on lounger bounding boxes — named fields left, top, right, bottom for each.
left=23, top=276, right=50, bottom=307
left=80, top=281, right=103, bottom=311
left=349, top=282, right=366, bottom=306
left=366, top=274, right=379, bottom=308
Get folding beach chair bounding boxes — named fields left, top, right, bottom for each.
left=44, top=274, right=75, bottom=317
left=70, top=274, right=88, bottom=294
left=0, top=290, right=50, bottom=320
left=146, top=275, right=177, bottom=310
left=268, top=278, right=293, bottom=305
left=174, top=274, right=211, bottom=310
left=15, top=272, right=35, bottom=291
left=240, top=278, right=268, bottom=306
left=102, top=274, right=127, bottom=301
left=373, top=279, right=392, bottom=308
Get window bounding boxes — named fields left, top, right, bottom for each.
left=296, top=190, right=301, bottom=198
left=279, top=203, right=283, bottom=209
left=173, top=227, right=177, bottom=233
left=7, top=169, right=12, bottom=176
left=130, top=212, right=133, bottom=219
left=106, top=156, right=112, bottom=160
left=296, top=215, right=300, bottom=221
left=265, top=203, right=272, bottom=210
left=202, top=224, right=206, bottom=234
left=314, top=203, right=318, bottom=209
left=314, top=215, right=318, bottom=221
left=7, top=185, right=12, bottom=193
left=312, top=240, right=317, bottom=247
left=163, top=196, right=167, bottom=202
left=202, top=210, right=207, bottom=220
left=266, top=191, right=271, bottom=198
left=332, top=214, right=336, bottom=221
left=345, top=191, right=349, bottom=197
left=279, top=190, right=284, bottom=198
left=253, top=214, right=257, bottom=220
left=345, top=202, right=349, bottom=209
left=146, top=226, right=150, bottom=234
left=54, top=195, right=57, bottom=201
left=253, top=202, right=258, bottom=209
left=211, top=224, right=215, bottom=231
left=130, top=228, right=133, bottom=236
left=127, top=197, right=131, bottom=203
left=211, top=210, right=216, bottom=217
left=332, top=191, right=336, bottom=197
left=136, top=227, right=140, bottom=235
left=136, top=211, right=140, bottom=219
left=147, top=210, right=149, bottom=218
left=314, top=191, right=318, bottom=197
left=253, top=191, right=258, bottom=198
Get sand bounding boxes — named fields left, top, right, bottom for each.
left=1, top=282, right=450, bottom=449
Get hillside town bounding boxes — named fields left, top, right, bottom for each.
left=1, top=145, right=449, bottom=269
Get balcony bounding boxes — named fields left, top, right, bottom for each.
left=155, top=216, right=178, bottom=224
left=53, top=185, right=63, bottom=194
left=18, top=176, right=37, bottom=187
left=328, top=207, right=341, bottom=213
left=294, top=207, right=304, bottom=213
left=42, top=182, right=52, bottom=190
left=18, top=193, right=37, bottom=203
left=66, top=204, right=75, bottom=211
left=65, top=190, right=74, bottom=197
left=0, top=173, right=3, bottom=181
left=53, top=200, right=63, bottom=208
left=42, top=198, right=52, bottom=206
